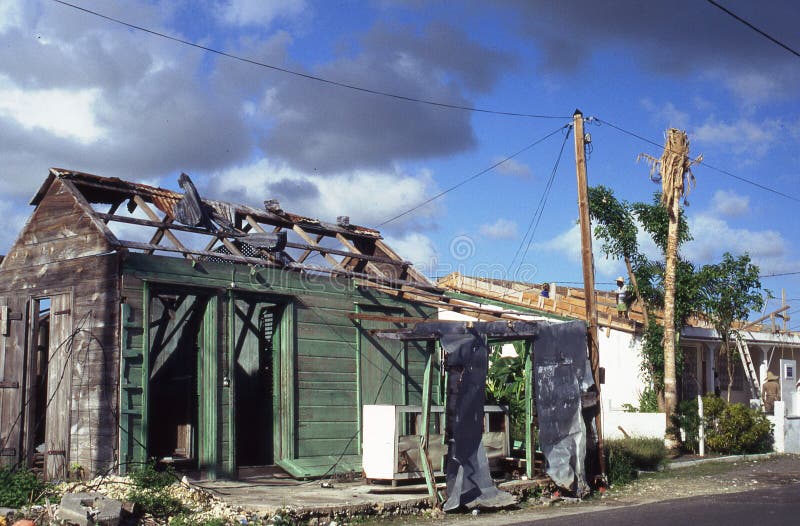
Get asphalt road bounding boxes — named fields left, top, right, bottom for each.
left=508, top=483, right=800, bottom=525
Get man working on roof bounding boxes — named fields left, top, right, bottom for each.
left=615, top=276, right=628, bottom=318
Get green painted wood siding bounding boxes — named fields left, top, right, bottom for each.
left=121, top=253, right=436, bottom=477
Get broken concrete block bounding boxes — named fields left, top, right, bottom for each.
left=59, top=492, right=122, bottom=526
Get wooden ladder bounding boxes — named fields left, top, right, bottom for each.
left=735, top=334, right=761, bottom=402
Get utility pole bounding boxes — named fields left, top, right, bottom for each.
left=573, top=109, right=605, bottom=480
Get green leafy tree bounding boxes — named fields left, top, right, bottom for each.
left=589, top=189, right=697, bottom=411
left=696, top=253, right=766, bottom=401
left=588, top=185, right=648, bottom=326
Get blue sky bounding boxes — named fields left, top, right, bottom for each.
left=1, top=1, right=799, bottom=324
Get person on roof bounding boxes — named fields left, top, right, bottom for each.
left=615, top=276, right=628, bottom=318
left=541, top=282, right=550, bottom=298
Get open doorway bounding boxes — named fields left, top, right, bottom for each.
left=232, top=298, right=282, bottom=469
left=147, top=291, right=210, bottom=469
left=27, top=293, right=72, bottom=480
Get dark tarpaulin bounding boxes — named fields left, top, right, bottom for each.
left=533, top=320, right=594, bottom=496
left=410, top=322, right=521, bottom=511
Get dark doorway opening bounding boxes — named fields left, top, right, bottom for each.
left=233, top=298, right=281, bottom=468
left=148, top=292, right=210, bottom=469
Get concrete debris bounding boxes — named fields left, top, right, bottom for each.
left=59, top=492, right=122, bottom=526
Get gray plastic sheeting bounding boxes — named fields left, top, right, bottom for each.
left=533, top=321, right=594, bottom=496
left=404, top=322, right=519, bottom=511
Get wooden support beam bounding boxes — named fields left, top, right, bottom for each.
left=292, top=224, right=342, bottom=269
left=346, top=312, right=430, bottom=324
left=740, top=305, right=790, bottom=332
left=115, top=240, right=435, bottom=290
left=336, top=233, right=390, bottom=278
left=133, top=195, right=194, bottom=261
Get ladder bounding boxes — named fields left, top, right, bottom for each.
left=735, top=334, right=761, bottom=402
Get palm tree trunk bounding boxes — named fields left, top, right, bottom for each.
left=663, top=193, right=681, bottom=448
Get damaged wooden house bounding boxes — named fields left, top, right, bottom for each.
left=0, top=168, right=476, bottom=481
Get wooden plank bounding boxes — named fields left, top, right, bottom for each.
left=296, top=389, right=357, bottom=407
left=292, top=224, right=341, bottom=269
left=45, top=292, right=72, bottom=480
left=298, top=405, right=357, bottom=423
left=297, top=356, right=356, bottom=373
left=297, top=421, right=360, bottom=440
left=297, top=438, right=357, bottom=458
left=132, top=195, right=195, bottom=261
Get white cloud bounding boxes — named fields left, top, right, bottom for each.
left=0, top=75, right=105, bottom=144
left=685, top=214, right=796, bottom=274
left=538, top=222, right=623, bottom=278
left=710, top=189, right=749, bottom=217
left=479, top=218, right=518, bottom=239
left=383, top=232, right=438, bottom=275
left=0, top=0, right=23, bottom=34
left=216, top=0, right=307, bottom=27
left=494, top=158, right=532, bottom=178
left=692, top=117, right=782, bottom=157
left=209, top=158, right=439, bottom=230
left=640, top=99, right=690, bottom=129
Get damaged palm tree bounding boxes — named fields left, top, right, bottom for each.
left=638, top=129, right=701, bottom=448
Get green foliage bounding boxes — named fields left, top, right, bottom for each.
left=673, top=399, right=701, bottom=453
left=706, top=402, right=773, bottom=454
left=169, top=515, right=230, bottom=526
left=674, top=396, right=773, bottom=455
left=604, top=438, right=667, bottom=486
left=129, top=461, right=177, bottom=490
left=638, top=386, right=660, bottom=413
left=630, top=194, right=692, bottom=253
left=485, top=344, right=526, bottom=442
left=696, top=253, right=766, bottom=400
left=127, top=462, right=185, bottom=520
left=588, top=185, right=639, bottom=261
left=0, top=467, right=54, bottom=508
left=696, top=253, right=766, bottom=332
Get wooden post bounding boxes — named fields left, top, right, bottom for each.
left=419, top=345, right=441, bottom=506
left=573, top=109, right=606, bottom=479
left=524, top=340, right=534, bottom=479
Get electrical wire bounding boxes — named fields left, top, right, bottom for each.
left=507, top=125, right=572, bottom=275
left=378, top=124, right=570, bottom=227
left=759, top=270, right=800, bottom=278
left=704, top=0, right=800, bottom=59
left=595, top=118, right=800, bottom=203
left=49, top=0, right=569, bottom=121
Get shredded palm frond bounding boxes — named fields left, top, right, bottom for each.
left=638, top=129, right=702, bottom=208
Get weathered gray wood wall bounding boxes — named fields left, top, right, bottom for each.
left=0, top=178, right=120, bottom=478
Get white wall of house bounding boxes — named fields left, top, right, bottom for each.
left=597, top=328, right=648, bottom=410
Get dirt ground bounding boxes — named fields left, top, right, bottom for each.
left=378, top=454, right=800, bottom=525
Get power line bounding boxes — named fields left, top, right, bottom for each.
left=50, top=0, right=569, bottom=121
left=378, top=124, right=570, bottom=227
left=595, top=118, right=800, bottom=203
left=704, top=0, right=800, bottom=59
left=760, top=271, right=800, bottom=278
left=508, top=125, right=572, bottom=274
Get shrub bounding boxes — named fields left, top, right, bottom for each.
left=127, top=462, right=185, bottom=520
left=673, top=399, right=700, bottom=453
left=706, top=402, right=773, bottom=454
left=676, top=395, right=773, bottom=455
left=0, top=468, right=54, bottom=508
left=604, top=437, right=667, bottom=486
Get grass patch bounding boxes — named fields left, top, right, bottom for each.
left=605, top=437, right=667, bottom=486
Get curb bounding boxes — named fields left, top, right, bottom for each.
left=665, top=452, right=776, bottom=470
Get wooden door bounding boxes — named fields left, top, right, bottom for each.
left=45, top=293, right=72, bottom=480
left=232, top=298, right=278, bottom=466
